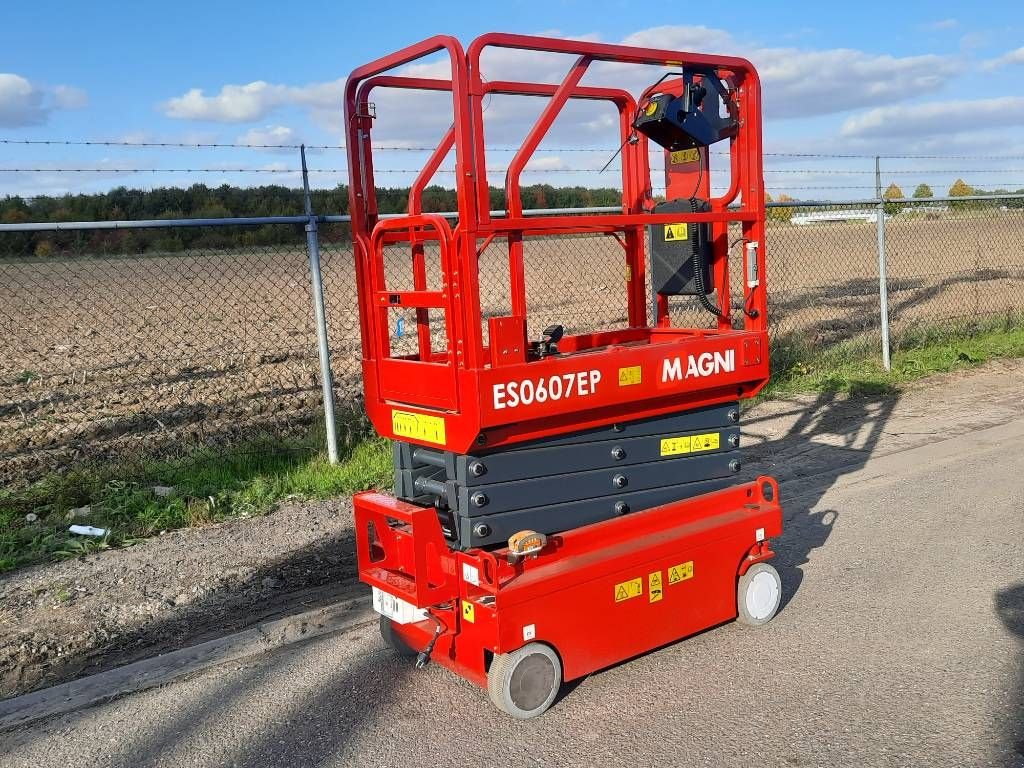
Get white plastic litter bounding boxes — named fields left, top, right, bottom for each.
left=69, top=525, right=107, bottom=537
left=152, top=485, right=175, bottom=497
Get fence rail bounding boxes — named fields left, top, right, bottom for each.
left=2, top=193, right=1023, bottom=485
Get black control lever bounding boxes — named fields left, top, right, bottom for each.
left=537, top=324, right=564, bottom=359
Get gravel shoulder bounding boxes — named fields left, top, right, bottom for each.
left=2, top=358, right=1022, bottom=701
left=0, top=499, right=362, bottom=698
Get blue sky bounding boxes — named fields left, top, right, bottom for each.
left=2, top=0, right=1023, bottom=200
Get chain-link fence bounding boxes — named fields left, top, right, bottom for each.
left=885, top=201, right=1024, bottom=344
left=764, top=196, right=1024, bottom=363
left=767, top=203, right=885, bottom=351
left=2, top=194, right=1023, bottom=485
left=0, top=220, right=340, bottom=483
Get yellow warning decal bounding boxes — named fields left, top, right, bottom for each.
left=614, top=577, right=643, bottom=603
left=670, top=148, right=700, bottom=165
left=668, top=561, right=694, bottom=584
left=648, top=571, right=664, bottom=603
left=618, top=365, right=642, bottom=387
left=660, top=432, right=720, bottom=456
left=690, top=432, right=719, bottom=452
left=462, top=600, right=475, bottom=623
left=625, top=264, right=632, bottom=282
left=663, top=223, right=688, bottom=241
left=391, top=409, right=446, bottom=446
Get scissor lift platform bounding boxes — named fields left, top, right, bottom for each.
left=344, top=32, right=783, bottom=717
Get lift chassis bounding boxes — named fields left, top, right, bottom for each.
left=346, top=33, right=783, bottom=718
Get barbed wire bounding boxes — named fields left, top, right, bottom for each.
left=0, top=167, right=624, bottom=174
left=5, top=138, right=1024, bottom=161
left=0, top=167, right=323, bottom=173
left=5, top=164, right=1024, bottom=175
left=762, top=169, right=1024, bottom=175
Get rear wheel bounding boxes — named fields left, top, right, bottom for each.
left=487, top=642, right=562, bottom=719
left=736, top=562, right=782, bottom=626
left=379, top=616, right=419, bottom=658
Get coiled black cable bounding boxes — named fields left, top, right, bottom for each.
left=687, top=168, right=727, bottom=321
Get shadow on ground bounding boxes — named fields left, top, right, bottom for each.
left=995, top=582, right=1024, bottom=767
left=744, top=389, right=897, bottom=612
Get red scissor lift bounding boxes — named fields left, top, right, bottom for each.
left=346, top=33, right=783, bottom=718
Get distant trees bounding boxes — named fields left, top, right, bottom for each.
left=883, top=183, right=905, bottom=215
left=766, top=193, right=794, bottom=223
left=948, top=178, right=976, bottom=211
left=912, top=183, right=933, bottom=198
left=948, top=178, right=974, bottom=198
left=0, top=182, right=626, bottom=256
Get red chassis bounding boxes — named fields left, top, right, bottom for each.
left=355, top=478, right=781, bottom=686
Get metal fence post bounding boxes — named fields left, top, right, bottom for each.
left=875, top=156, right=892, bottom=371
left=301, top=145, right=340, bottom=463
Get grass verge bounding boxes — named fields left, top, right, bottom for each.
left=3, top=317, right=1024, bottom=575
left=763, top=316, right=1024, bottom=399
left=0, top=422, right=392, bottom=574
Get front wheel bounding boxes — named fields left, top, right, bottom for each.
left=487, top=642, right=562, bottom=719
left=736, top=562, right=782, bottom=627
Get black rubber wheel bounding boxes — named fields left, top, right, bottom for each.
left=487, top=642, right=562, bottom=719
left=379, top=616, right=419, bottom=658
left=736, top=562, right=782, bottom=627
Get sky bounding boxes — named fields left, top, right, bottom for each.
left=2, top=0, right=1024, bottom=202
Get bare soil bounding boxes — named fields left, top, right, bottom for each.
left=0, top=497, right=362, bottom=699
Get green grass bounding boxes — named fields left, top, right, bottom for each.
left=0, top=426, right=392, bottom=574
left=4, top=317, right=1024, bottom=575
left=764, top=315, right=1024, bottom=399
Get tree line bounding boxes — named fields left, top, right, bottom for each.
left=0, top=183, right=624, bottom=257
left=767, top=179, right=1024, bottom=222
left=3, top=179, right=1021, bottom=255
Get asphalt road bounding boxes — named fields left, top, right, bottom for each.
left=3, top=385, right=1024, bottom=767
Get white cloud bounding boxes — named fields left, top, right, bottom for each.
left=959, top=32, right=988, bottom=51
left=763, top=127, right=1024, bottom=165
left=53, top=85, right=88, bottom=110
left=592, top=27, right=959, bottom=119
left=115, top=130, right=154, bottom=144
left=162, top=79, right=345, bottom=123
left=840, top=96, right=1024, bottom=139
left=236, top=124, right=299, bottom=146
left=0, top=74, right=87, bottom=127
left=0, top=74, right=45, bottom=125
left=158, top=25, right=958, bottom=142
left=150, top=24, right=970, bottom=195
left=0, top=160, right=146, bottom=198
left=924, top=18, right=958, bottom=31
left=525, top=156, right=568, bottom=171
left=0, top=159, right=330, bottom=199
left=428, top=27, right=959, bottom=120
left=163, top=81, right=287, bottom=122
left=754, top=47, right=957, bottom=119
left=620, top=25, right=738, bottom=53
left=982, top=46, right=1024, bottom=70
